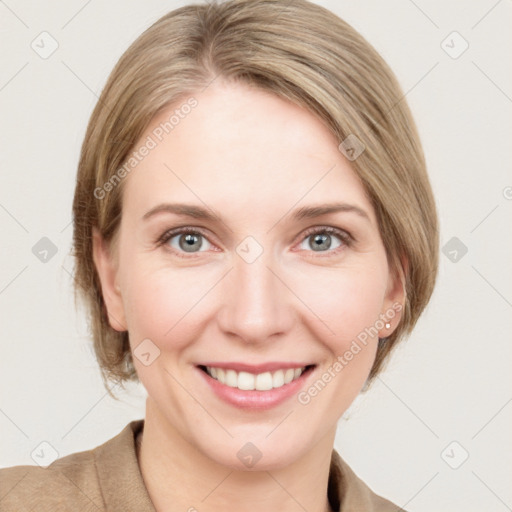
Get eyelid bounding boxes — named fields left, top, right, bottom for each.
left=156, top=226, right=218, bottom=257
left=292, top=225, right=353, bottom=256
left=156, top=225, right=212, bottom=246
left=298, top=225, right=353, bottom=244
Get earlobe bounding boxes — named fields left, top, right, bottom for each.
left=92, top=227, right=127, bottom=332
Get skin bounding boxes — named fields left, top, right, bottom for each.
left=93, top=79, right=404, bottom=512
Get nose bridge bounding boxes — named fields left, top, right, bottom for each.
left=217, top=244, right=292, bottom=343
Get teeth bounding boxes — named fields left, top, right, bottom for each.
left=255, top=372, right=273, bottom=391
left=205, top=366, right=307, bottom=390
left=272, top=370, right=284, bottom=388
left=225, top=369, right=237, bottom=387
left=238, top=371, right=255, bottom=390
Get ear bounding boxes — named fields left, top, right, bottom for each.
left=92, top=227, right=127, bottom=331
left=379, top=254, right=407, bottom=337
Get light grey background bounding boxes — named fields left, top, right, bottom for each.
left=1, top=1, right=511, bottom=511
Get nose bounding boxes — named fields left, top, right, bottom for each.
left=216, top=249, right=295, bottom=345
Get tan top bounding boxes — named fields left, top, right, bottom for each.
left=0, top=419, right=404, bottom=511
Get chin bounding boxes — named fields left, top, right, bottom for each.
left=198, top=431, right=313, bottom=472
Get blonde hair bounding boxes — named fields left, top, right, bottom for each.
left=72, top=0, right=439, bottom=398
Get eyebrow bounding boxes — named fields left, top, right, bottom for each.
left=142, top=202, right=370, bottom=223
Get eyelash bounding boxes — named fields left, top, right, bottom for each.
left=155, top=225, right=353, bottom=259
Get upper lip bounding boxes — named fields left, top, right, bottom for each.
left=197, top=362, right=315, bottom=373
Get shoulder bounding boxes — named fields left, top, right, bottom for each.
left=0, top=447, right=104, bottom=512
left=330, top=450, right=406, bottom=512
left=0, top=419, right=147, bottom=512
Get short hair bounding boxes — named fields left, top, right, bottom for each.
left=72, top=0, right=439, bottom=398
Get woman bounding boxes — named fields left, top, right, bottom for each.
left=0, top=0, right=438, bottom=510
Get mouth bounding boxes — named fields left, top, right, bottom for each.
left=196, top=362, right=316, bottom=409
left=196, top=358, right=320, bottom=408
left=197, top=364, right=316, bottom=391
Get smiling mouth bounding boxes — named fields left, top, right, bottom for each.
left=198, top=365, right=316, bottom=391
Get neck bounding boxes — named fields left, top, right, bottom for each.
left=136, top=399, right=336, bottom=512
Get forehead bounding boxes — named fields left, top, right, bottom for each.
left=122, top=80, right=375, bottom=224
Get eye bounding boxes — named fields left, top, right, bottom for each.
left=158, top=228, right=213, bottom=257
left=157, top=225, right=352, bottom=258
left=297, top=226, right=352, bottom=255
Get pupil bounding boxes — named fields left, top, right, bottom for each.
left=180, top=233, right=201, bottom=252
left=313, top=233, right=331, bottom=251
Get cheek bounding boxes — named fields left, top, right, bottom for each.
left=292, top=263, right=388, bottom=346
left=120, top=261, right=214, bottom=350
left=292, top=264, right=387, bottom=414
left=124, top=267, right=385, bottom=336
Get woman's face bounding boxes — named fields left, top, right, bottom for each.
left=94, top=80, right=404, bottom=470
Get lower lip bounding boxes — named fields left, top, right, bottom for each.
left=196, top=366, right=315, bottom=410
